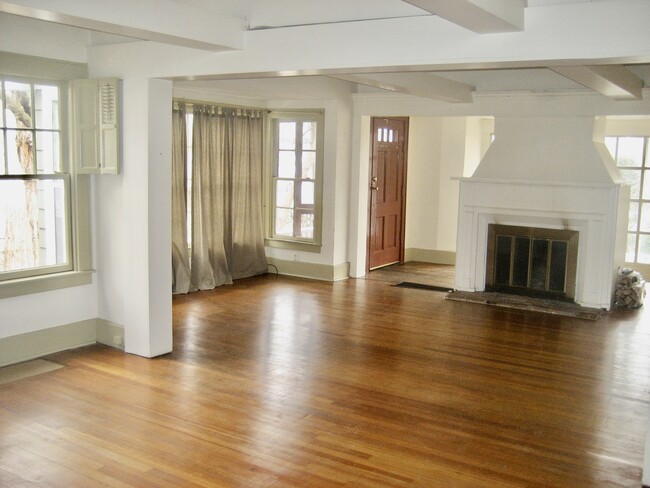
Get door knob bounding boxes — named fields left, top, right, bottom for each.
left=370, top=176, right=379, bottom=191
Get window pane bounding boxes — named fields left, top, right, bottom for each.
left=300, top=212, right=314, bottom=239
left=275, top=180, right=294, bottom=208
left=640, top=203, right=650, bottom=232
left=302, top=151, right=316, bottom=179
left=6, top=129, right=34, bottom=174
left=638, top=235, right=650, bottom=264
left=278, top=151, right=295, bottom=178
left=605, top=137, right=617, bottom=159
left=302, top=122, right=317, bottom=150
left=36, top=131, right=60, bottom=173
left=643, top=170, right=650, bottom=200
left=275, top=208, right=293, bottom=237
left=0, top=83, right=4, bottom=128
left=629, top=202, right=639, bottom=231
left=626, top=233, right=637, bottom=263
left=301, top=181, right=314, bottom=205
left=4, top=81, right=32, bottom=129
left=0, top=131, right=5, bottom=174
left=616, top=137, right=644, bottom=167
left=619, top=169, right=641, bottom=199
left=34, top=85, right=59, bottom=130
left=0, top=178, right=67, bottom=273
left=278, top=122, right=296, bottom=150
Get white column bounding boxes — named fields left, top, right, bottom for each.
left=100, top=77, right=172, bottom=358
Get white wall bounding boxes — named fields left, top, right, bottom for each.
left=0, top=286, right=97, bottom=340
left=265, top=98, right=352, bottom=268
left=437, top=118, right=467, bottom=252
left=405, top=117, right=442, bottom=252
left=0, top=22, right=98, bottom=343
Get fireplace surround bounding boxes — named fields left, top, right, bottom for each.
left=454, top=117, right=629, bottom=311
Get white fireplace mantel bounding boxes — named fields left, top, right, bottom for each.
left=454, top=177, right=629, bottom=310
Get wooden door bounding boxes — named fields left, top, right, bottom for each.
left=367, top=117, right=408, bottom=270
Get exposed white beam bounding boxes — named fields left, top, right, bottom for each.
left=549, top=65, right=643, bottom=100
left=329, top=72, right=474, bottom=103
left=402, top=0, right=525, bottom=33
left=0, top=0, right=244, bottom=51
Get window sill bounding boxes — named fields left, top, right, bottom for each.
left=0, top=270, right=94, bottom=299
left=265, top=238, right=322, bottom=253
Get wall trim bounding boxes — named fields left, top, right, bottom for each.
left=405, top=248, right=456, bottom=265
left=96, top=319, right=125, bottom=350
left=0, top=318, right=125, bottom=367
left=267, top=257, right=350, bottom=282
left=0, top=50, right=88, bottom=80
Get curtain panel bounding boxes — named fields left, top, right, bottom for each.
left=172, top=102, right=267, bottom=294
left=171, top=104, right=191, bottom=294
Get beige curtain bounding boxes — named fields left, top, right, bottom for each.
left=171, top=104, right=191, bottom=294
left=229, top=111, right=267, bottom=280
left=189, top=105, right=267, bottom=291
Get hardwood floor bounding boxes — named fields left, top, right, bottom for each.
left=1, top=274, right=649, bottom=487
left=363, top=262, right=455, bottom=288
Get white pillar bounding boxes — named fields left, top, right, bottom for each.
left=120, top=77, right=173, bottom=357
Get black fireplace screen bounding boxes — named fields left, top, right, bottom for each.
left=487, top=225, right=578, bottom=300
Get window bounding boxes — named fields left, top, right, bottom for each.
left=1, top=78, right=71, bottom=281
left=606, top=136, right=650, bottom=264
left=268, top=111, right=323, bottom=249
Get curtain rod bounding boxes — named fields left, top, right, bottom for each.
left=173, top=97, right=269, bottom=113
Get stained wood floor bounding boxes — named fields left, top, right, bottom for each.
left=1, top=274, right=649, bottom=487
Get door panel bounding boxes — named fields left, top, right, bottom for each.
left=368, top=117, right=408, bottom=270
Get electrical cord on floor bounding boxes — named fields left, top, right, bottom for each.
left=267, top=264, right=279, bottom=278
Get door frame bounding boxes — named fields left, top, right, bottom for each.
left=366, top=116, right=409, bottom=272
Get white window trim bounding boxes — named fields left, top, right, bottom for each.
left=265, top=110, right=324, bottom=252
left=0, top=57, right=93, bottom=299
left=606, top=135, right=650, bottom=266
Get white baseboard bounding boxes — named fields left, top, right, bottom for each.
left=267, top=258, right=350, bottom=282
left=405, top=248, right=456, bottom=265
left=96, top=319, right=125, bottom=350
left=0, top=318, right=125, bottom=367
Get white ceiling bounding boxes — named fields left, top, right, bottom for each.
left=1, top=0, right=645, bottom=101
left=160, top=0, right=650, bottom=100
left=168, top=0, right=606, bottom=30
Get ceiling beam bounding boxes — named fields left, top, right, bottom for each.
left=401, top=0, right=525, bottom=33
left=328, top=72, right=474, bottom=103
left=549, top=65, right=643, bottom=100
left=0, top=0, right=244, bottom=51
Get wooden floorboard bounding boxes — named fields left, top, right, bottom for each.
left=1, top=274, right=649, bottom=487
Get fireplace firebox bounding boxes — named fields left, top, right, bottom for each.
left=485, top=224, right=579, bottom=301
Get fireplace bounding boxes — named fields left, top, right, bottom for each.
left=485, top=224, right=578, bottom=301
left=454, top=117, right=629, bottom=311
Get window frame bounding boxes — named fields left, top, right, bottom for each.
left=0, top=68, right=92, bottom=298
left=607, top=135, right=650, bottom=265
left=266, top=110, right=324, bottom=252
